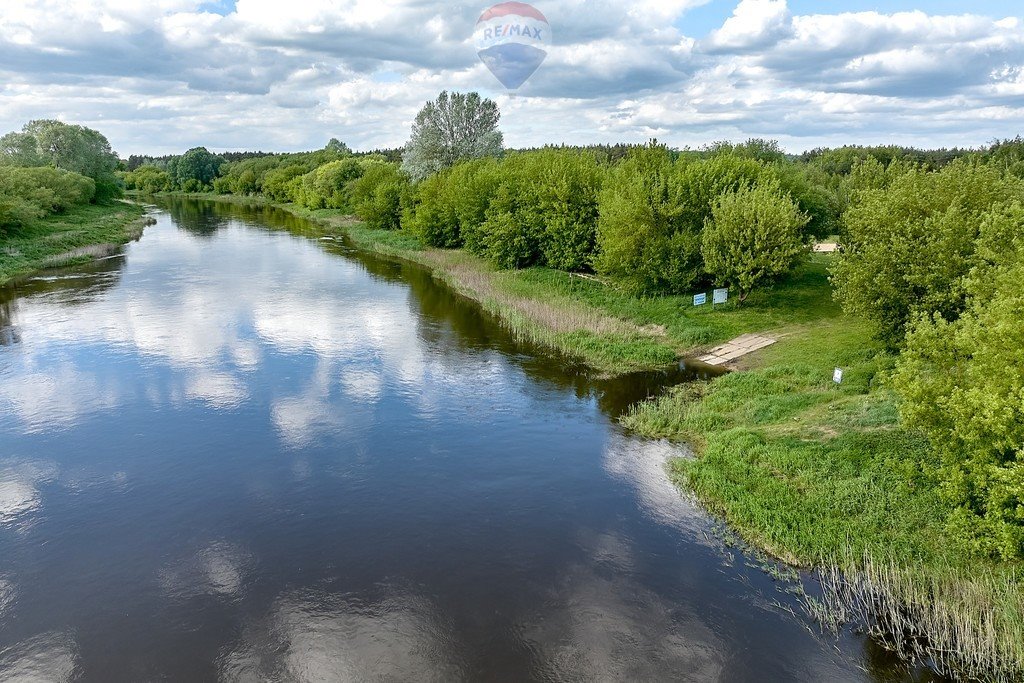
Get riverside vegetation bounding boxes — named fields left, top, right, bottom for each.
left=0, top=120, right=146, bottom=284
left=18, top=92, right=1024, bottom=679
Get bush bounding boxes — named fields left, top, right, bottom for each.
left=893, top=234, right=1024, bottom=559
left=831, top=160, right=1023, bottom=347
left=594, top=144, right=705, bottom=294
left=0, top=166, right=95, bottom=232
left=123, top=165, right=172, bottom=194
left=478, top=210, right=542, bottom=269
left=351, top=163, right=408, bottom=230
left=528, top=149, right=603, bottom=271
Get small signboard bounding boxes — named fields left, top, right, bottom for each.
left=833, top=367, right=844, bottom=384
left=693, top=293, right=707, bottom=306
left=713, top=288, right=729, bottom=305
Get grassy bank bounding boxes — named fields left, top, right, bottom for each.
left=0, top=201, right=149, bottom=285
left=622, top=281, right=1023, bottom=679
left=172, top=193, right=1022, bottom=678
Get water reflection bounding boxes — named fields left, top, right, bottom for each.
left=519, top=562, right=726, bottom=681
left=0, top=460, right=57, bottom=529
left=159, top=541, right=253, bottom=600
left=220, top=588, right=465, bottom=682
left=603, top=433, right=711, bottom=536
left=0, top=632, right=78, bottom=683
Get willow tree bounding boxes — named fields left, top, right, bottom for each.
left=401, top=91, right=503, bottom=182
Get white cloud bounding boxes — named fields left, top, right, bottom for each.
left=0, top=1, right=1021, bottom=155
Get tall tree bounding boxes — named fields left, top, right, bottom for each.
left=401, top=91, right=503, bottom=182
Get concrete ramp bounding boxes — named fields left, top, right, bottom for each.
left=698, top=333, right=776, bottom=366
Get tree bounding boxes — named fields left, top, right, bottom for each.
left=0, top=120, right=120, bottom=201
left=0, top=132, right=44, bottom=167
left=122, top=165, right=172, bottom=193
left=351, top=163, right=408, bottom=231
left=171, top=147, right=224, bottom=190
left=702, top=181, right=809, bottom=303
left=401, top=91, right=503, bottom=181
left=830, top=160, right=1023, bottom=347
left=893, top=227, right=1024, bottom=560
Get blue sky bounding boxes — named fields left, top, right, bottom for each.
left=0, top=0, right=1021, bottom=155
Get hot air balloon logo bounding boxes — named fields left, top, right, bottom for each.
left=474, top=2, right=550, bottom=90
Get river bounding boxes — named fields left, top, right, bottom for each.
left=0, top=198, right=935, bottom=681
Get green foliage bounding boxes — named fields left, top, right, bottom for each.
left=296, top=158, right=364, bottom=210
left=831, top=159, right=1023, bottom=347
left=594, top=144, right=697, bottom=295
left=0, top=166, right=95, bottom=233
left=401, top=91, right=503, bottom=181
left=350, top=163, right=408, bottom=230
left=0, top=120, right=120, bottom=201
left=594, top=144, right=771, bottom=295
left=702, top=180, right=809, bottom=302
left=169, top=147, right=223, bottom=191
left=122, top=165, right=172, bottom=194
left=528, top=149, right=603, bottom=271
left=261, top=164, right=306, bottom=201
left=893, top=234, right=1024, bottom=560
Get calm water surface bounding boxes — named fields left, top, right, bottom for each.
left=0, top=199, right=933, bottom=681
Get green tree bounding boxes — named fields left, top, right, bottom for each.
left=122, top=165, right=172, bottom=193
left=701, top=181, right=809, bottom=303
left=595, top=144, right=765, bottom=295
left=830, top=160, right=1022, bottom=347
left=171, top=147, right=224, bottom=190
left=0, top=131, right=44, bottom=167
left=893, top=228, right=1024, bottom=559
left=401, top=91, right=503, bottom=181
left=1, top=120, right=120, bottom=201
left=351, top=163, right=408, bottom=230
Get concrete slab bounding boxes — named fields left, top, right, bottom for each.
left=697, top=334, right=777, bottom=366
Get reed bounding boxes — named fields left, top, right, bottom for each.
left=805, top=553, right=1023, bottom=681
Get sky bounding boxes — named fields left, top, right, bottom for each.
left=0, top=0, right=1022, bottom=156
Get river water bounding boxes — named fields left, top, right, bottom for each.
left=0, top=199, right=932, bottom=681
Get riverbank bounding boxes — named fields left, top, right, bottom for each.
left=0, top=201, right=149, bottom=285
left=153, top=192, right=847, bottom=375
left=162, top=193, right=1022, bottom=679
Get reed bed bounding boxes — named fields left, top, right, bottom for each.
left=805, top=553, right=1023, bottom=681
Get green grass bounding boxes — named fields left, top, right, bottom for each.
left=0, top=202, right=148, bottom=284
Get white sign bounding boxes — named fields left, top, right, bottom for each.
left=713, top=288, right=729, bottom=305
left=833, top=367, right=843, bottom=384
left=693, top=293, right=707, bottom=306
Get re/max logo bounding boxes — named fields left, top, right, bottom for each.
left=481, top=24, right=543, bottom=40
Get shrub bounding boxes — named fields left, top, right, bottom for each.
left=0, top=166, right=95, bottom=232
left=123, top=165, right=172, bottom=194
left=831, top=160, right=1023, bottom=347
left=351, top=163, right=408, bottom=230
left=893, top=235, right=1024, bottom=559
